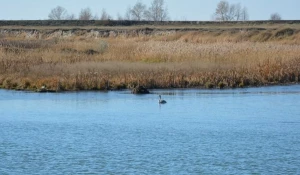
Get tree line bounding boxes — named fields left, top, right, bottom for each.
left=48, top=0, right=168, bottom=21
left=48, top=0, right=282, bottom=21
left=213, top=1, right=282, bottom=21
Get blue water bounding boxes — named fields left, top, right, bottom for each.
left=1, top=85, right=300, bottom=174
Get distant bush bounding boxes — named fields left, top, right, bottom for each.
left=256, top=32, right=273, bottom=42
left=275, top=28, right=294, bottom=38
left=205, top=82, right=214, bottom=89
left=218, top=81, right=226, bottom=89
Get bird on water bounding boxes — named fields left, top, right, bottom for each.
left=159, top=95, right=167, bottom=104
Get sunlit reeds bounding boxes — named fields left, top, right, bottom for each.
left=0, top=27, right=299, bottom=91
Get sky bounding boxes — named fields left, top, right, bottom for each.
left=0, top=0, right=299, bottom=20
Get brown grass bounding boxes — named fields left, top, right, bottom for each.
left=0, top=27, right=300, bottom=91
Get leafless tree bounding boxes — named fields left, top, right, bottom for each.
left=270, top=13, right=282, bottom=20
left=214, top=1, right=229, bottom=21
left=234, top=3, right=242, bottom=21
left=100, top=9, right=112, bottom=20
left=227, top=3, right=237, bottom=21
left=241, top=7, right=249, bottom=21
left=66, top=14, right=76, bottom=20
left=130, top=1, right=146, bottom=21
left=124, top=6, right=132, bottom=20
left=233, top=4, right=249, bottom=21
left=48, top=6, right=67, bottom=20
left=145, top=0, right=169, bottom=21
left=79, top=8, right=93, bottom=20
left=214, top=1, right=249, bottom=21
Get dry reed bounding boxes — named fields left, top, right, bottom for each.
left=0, top=27, right=299, bottom=91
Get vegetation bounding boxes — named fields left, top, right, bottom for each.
left=47, top=0, right=247, bottom=22
left=48, top=0, right=169, bottom=21
left=0, top=25, right=300, bottom=92
left=270, top=13, right=282, bottom=21
left=213, top=0, right=249, bottom=21
left=48, top=6, right=68, bottom=20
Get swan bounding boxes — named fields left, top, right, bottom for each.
left=159, top=95, right=167, bottom=104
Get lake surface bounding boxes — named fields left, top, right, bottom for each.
left=1, top=85, right=300, bottom=174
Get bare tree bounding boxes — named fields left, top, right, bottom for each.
left=79, top=8, right=93, bottom=20
left=214, top=1, right=249, bottom=21
left=124, top=6, right=132, bottom=20
left=145, top=0, right=169, bottom=21
left=241, top=7, right=249, bottom=21
left=48, top=6, right=67, bottom=20
left=234, top=4, right=249, bottom=21
left=214, top=1, right=229, bottom=21
left=227, top=3, right=237, bottom=21
left=100, top=9, right=112, bottom=20
left=131, top=1, right=147, bottom=21
left=234, top=3, right=242, bottom=21
left=66, top=14, right=76, bottom=20
left=270, top=13, right=282, bottom=20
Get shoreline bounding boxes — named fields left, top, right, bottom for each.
left=1, top=82, right=299, bottom=93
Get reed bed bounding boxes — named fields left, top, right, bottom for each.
left=0, top=28, right=300, bottom=91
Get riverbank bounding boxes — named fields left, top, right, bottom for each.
left=0, top=21, right=300, bottom=92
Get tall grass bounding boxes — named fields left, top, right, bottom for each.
left=0, top=27, right=300, bottom=91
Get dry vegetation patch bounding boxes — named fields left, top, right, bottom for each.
left=0, top=27, right=300, bottom=91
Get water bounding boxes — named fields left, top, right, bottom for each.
left=1, top=85, right=300, bottom=174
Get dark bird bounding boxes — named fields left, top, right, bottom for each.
left=159, top=95, right=167, bottom=104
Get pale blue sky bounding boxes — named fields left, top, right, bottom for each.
left=0, top=0, right=299, bottom=20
